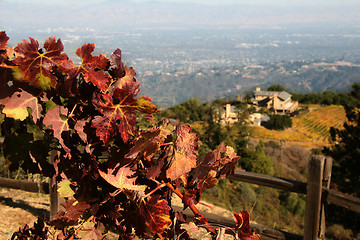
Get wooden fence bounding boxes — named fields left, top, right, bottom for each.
left=1, top=155, right=360, bottom=239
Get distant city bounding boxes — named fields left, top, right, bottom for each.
left=2, top=1, right=360, bottom=106
left=6, top=25, right=360, bottom=73
left=4, top=25, right=360, bottom=107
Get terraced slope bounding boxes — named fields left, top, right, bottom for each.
left=250, top=105, right=346, bottom=147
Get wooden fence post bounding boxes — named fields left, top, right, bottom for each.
left=49, top=150, right=59, bottom=219
left=319, top=157, right=332, bottom=239
left=304, top=155, right=325, bottom=240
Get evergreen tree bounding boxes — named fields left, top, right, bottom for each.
left=323, top=82, right=360, bottom=234
left=202, top=106, right=223, bottom=150
left=267, top=84, right=286, bottom=92
left=266, top=114, right=292, bottom=130
left=249, top=140, right=274, bottom=175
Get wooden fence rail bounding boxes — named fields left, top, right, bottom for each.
left=1, top=155, right=360, bottom=240
left=229, top=170, right=307, bottom=194
left=325, top=189, right=360, bottom=213
left=0, top=176, right=49, bottom=194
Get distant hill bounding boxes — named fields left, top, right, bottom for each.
left=140, top=61, right=360, bottom=107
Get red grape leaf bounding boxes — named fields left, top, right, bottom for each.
left=61, top=43, right=111, bottom=91
left=146, top=158, right=165, bottom=179
left=233, top=211, right=261, bottom=240
left=49, top=199, right=90, bottom=228
left=182, top=189, right=200, bottom=208
left=77, top=221, right=103, bottom=240
left=13, top=37, right=68, bottom=90
left=0, top=31, right=9, bottom=50
left=92, top=77, right=153, bottom=144
left=191, top=143, right=239, bottom=187
left=99, top=164, right=147, bottom=193
left=197, top=170, right=219, bottom=191
left=166, top=124, right=198, bottom=181
left=110, top=66, right=136, bottom=91
left=125, top=128, right=161, bottom=159
left=139, top=195, right=172, bottom=235
left=1, top=90, right=42, bottom=122
left=74, top=118, right=88, bottom=143
left=109, top=48, right=125, bottom=79
left=218, top=145, right=240, bottom=178
left=91, top=90, right=137, bottom=144
left=43, top=106, right=70, bottom=152
left=0, top=31, right=10, bottom=68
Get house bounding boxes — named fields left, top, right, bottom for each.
left=219, top=103, right=239, bottom=125
left=249, top=113, right=270, bottom=127
left=253, top=87, right=298, bottom=113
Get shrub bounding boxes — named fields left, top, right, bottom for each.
left=266, top=114, right=292, bottom=130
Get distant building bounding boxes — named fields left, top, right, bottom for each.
left=218, top=103, right=240, bottom=125
left=249, top=113, right=270, bottom=127
left=253, top=87, right=298, bottom=113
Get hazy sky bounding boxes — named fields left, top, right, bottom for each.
left=135, top=0, right=360, bottom=6
left=6, top=0, right=360, bottom=6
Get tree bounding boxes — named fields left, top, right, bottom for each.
left=163, top=98, right=210, bottom=123
left=267, top=85, right=286, bottom=92
left=323, top=82, right=360, bottom=234
left=202, top=106, right=224, bottom=150
left=324, top=83, right=360, bottom=196
left=249, top=140, right=274, bottom=176
left=266, top=114, right=292, bottom=130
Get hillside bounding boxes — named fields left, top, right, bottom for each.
left=250, top=104, right=346, bottom=147
left=141, top=61, right=360, bottom=107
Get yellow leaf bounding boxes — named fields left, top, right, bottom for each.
left=58, top=179, right=75, bottom=198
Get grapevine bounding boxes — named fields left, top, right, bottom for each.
left=0, top=31, right=260, bottom=240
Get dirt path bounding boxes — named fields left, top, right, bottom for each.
left=0, top=188, right=49, bottom=240
left=0, top=188, right=236, bottom=240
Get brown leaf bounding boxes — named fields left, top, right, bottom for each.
left=0, top=31, right=9, bottom=50
left=166, top=124, right=198, bottom=181
left=125, top=128, right=161, bottom=159
left=1, top=90, right=42, bottom=122
left=233, top=211, right=261, bottom=240
left=99, top=164, right=147, bottom=193
left=191, top=143, right=240, bottom=188
left=43, top=106, right=70, bottom=151
left=74, top=119, right=88, bottom=143
left=139, top=195, right=172, bottom=235
left=49, top=199, right=90, bottom=228
left=109, top=48, right=125, bottom=79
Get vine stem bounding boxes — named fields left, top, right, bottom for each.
left=144, top=183, right=167, bottom=198
left=69, top=103, right=78, bottom=117
left=165, top=182, right=216, bottom=234
left=68, top=215, right=95, bottom=240
left=157, top=232, right=165, bottom=240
